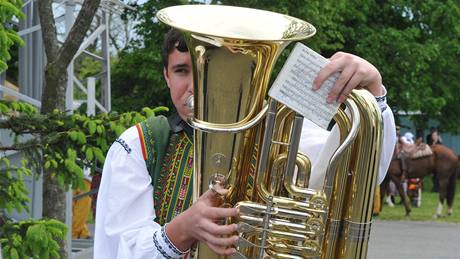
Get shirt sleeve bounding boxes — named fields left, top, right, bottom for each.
left=94, top=126, right=187, bottom=259
left=377, top=100, right=396, bottom=184
left=299, top=87, right=396, bottom=188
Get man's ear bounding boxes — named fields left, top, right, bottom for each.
left=163, top=67, right=171, bottom=89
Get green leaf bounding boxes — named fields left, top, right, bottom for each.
left=77, top=131, right=87, bottom=144
left=96, top=125, right=104, bottom=134
left=44, top=160, right=51, bottom=169
left=142, top=107, right=154, bottom=117
left=26, top=223, right=46, bottom=242
left=51, top=159, right=58, bottom=168
left=100, top=138, right=109, bottom=152
left=0, top=102, right=9, bottom=113
left=56, top=174, right=65, bottom=186
left=66, top=148, right=76, bottom=159
left=68, top=131, right=78, bottom=141
left=88, top=121, right=97, bottom=134
left=2, top=157, right=11, bottom=167
left=152, top=106, right=169, bottom=114
left=93, top=147, right=105, bottom=163
left=9, top=247, right=19, bottom=259
left=11, top=102, right=19, bottom=110
left=85, top=148, right=94, bottom=161
left=115, top=126, right=125, bottom=136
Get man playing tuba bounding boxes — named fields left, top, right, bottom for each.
left=94, top=27, right=396, bottom=259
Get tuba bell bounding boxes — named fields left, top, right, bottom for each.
left=157, top=5, right=383, bottom=259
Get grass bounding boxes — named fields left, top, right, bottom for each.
left=377, top=177, right=460, bottom=223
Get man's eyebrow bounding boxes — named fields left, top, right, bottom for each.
left=171, top=64, right=189, bottom=70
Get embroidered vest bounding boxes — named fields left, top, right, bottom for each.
left=136, top=115, right=256, bottom=226
left=136, top=115, right=194, bottom=225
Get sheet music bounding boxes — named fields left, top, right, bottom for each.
left=269, top=42, right=340, bottom=129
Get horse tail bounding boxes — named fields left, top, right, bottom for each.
left=446, top=159, right=458, bottom=207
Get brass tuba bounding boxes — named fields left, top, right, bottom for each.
left=157, top=5, right=383, bottom=259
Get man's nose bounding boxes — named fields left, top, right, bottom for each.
left=187, top=81, right=194, bottom=94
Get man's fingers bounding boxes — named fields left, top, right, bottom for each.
left=313, top=51, right=351, bottom=89
left=203, top=234, right=239, bottom=247
left=201, top=189, right=229, bottom=205
left=206, top=207, right=239, bottom=219
left=328, top=51, right=346, bottom=61
left=327, top=64, right=355, bottom=103
left=207, top=223, right=238, bottom=236
left=313, top=60, right=342, bottom=90
left=337, top=70, right=365, bottom=103
left=197, top=220, right=237, bottom=237
left=206, top=242, right=237, bottom=256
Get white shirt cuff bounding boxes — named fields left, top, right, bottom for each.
left=374, top=85, right=388, bottom=112
left=153, top=224, right=189, bottom=258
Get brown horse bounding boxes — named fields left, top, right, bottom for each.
left=381, top=144, right=458, bottom=216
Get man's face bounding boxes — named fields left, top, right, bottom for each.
left=164, top=49, right=193, bottom=121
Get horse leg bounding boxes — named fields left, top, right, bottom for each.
left=446, top=170, right=457, bottom=216
left=386, top=181, right=396, bottom=207
left=417, top=188, right=422, bottom=208
left=380, top=177, right=390, bottom=212
left=390, top=174, right=411, bottom=216
left=432, top=173, right=440, bottom=192
left=436, top=177, right=449, bottom=217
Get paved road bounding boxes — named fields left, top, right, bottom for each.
left=74, top=220, right=460, bottom=258
left=368, top=220, right=460, bottom=259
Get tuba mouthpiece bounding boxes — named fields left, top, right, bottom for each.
left=185, top=95, right=194, bottom=119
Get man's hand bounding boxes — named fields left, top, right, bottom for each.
left=313, top=52, right=383, bottom=103
left=166, top=189, right=239, bottom=256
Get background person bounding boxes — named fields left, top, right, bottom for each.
left=72, top=167, right=92, bottom=239
left=401, top=132, right=415, bottom=145
left=427, top=127, right=442, bottom=192
left=431, top=129, right=443, bottom=145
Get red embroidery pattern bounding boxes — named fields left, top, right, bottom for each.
left=154, top=132, right=194, bottom=225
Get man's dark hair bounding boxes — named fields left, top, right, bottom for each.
left=162, top=28, right=188, bottom=69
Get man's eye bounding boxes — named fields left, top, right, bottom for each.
left=174, top=69, right=189, bottom=74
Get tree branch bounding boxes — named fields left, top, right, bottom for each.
left=109, top=31, right=121, bottom=51
left=37, top=0, right=59, bottom=62
left=0, top=144, right=43, bottom=151
left=56, top=0, right=102, bottom=69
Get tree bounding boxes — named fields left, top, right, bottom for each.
left=110, top=0, right=188, bottom=113
left=0, top=98, right=168, bottom=258
left=0, top=0, right=24, bottom=71
left=334, top=1, right=460, bottom=132
left=1, top=3, right=67, bottom=258
left=37, top=0, right=101, bottom=257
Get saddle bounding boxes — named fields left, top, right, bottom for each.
left=394, top=143, right=433, bottom=160
left=412, top=144, right=433, bottom=159
left=406, top=143, right=433, bottom=159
